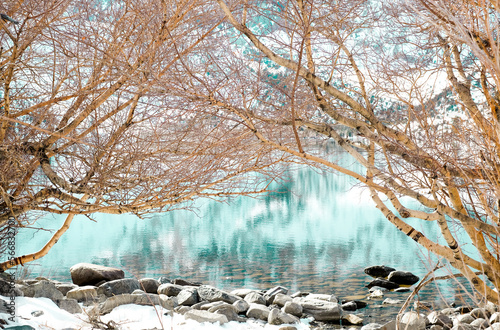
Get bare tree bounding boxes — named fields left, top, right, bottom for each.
left=0, top=0, right=288, bottom=270
left=182, top=0, right=500, bottom=303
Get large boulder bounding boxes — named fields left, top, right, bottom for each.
left=197, top=285, right=240, bottom=304
left=294, top=297, right=342, bottom=322
left=184, top=309, right=228, bottom=324
left=24, top=281, right=64, bottom=302
left=70, top=263, right=124, bottom=286
left=66, top=286, right=98, bottom=302
left=388, top=271, right=419, bottom=285
left=97, top=278, right=140, bottom=297
left=177, top=288, right=199, bottom=306
left=364, top=265, right=396, bottom=278
left=139, top=278, right=160, bottom=294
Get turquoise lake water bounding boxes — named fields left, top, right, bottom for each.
left=14, top=147, right=476, bottom=325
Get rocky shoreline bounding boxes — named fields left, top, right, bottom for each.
left=0, top=263, right=499, bottom=329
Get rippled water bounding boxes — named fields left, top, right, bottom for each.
left=15, top=149, right=476, bottom=326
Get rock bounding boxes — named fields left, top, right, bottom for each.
left=201, top=301, right=225, bottom=310
left=157, top=283, right=184, bottom=296
left=388, top=271, right=419, bottom=285
left=451, top=325, right=477, bottom=330
left=197, top=285, right=240, bottom=304
left=70, top=263, right=124, bottom=286
left=398, top=311, right=426, bottom=330
left=455, top=306, right=473, bottom=314
left=184, top=309, right=228, bottom=324
left=456, top=313, right=475, bottom=324
left=283, top=301, right=303, bottom=317
left=471, top=308, right=491, bottom=319
left=368, top=289, right=384, bottom=299
left=343, top=313, right=364, bottom=325
left=245, top=291, right=267, bottom=305
left=429, top=326, right=444, bottom=330
left=172, top=278, right=202, bottom=286
left=487, top=324, right=500, bottom=330
left=159, top=294, right=177, bottom=310
left=231, top=288, right=255, bottom=298
left=139, top=278, right=160, bottom=294
left=364, top=265, right=396, bottom=278
left=369, top=286, right=388, bottom=293
left=427, top=311, right=453, bottom=328
left=366, top=278, right=399, bottom=290
left=99, top=293, right=162, bottom=314
left=97, top=278, right=140, bottom=297
left=268, top=308, right=299, bottom=325
left=265, top=286, right=289, bottom=297
left=158, top=276, right=171, bottom=284
left=306, top=293, right=338, bottom=302
left=31, top=310, right=44, bottom=317
left=382, top=298, right=402, bottom=305
left=192, top=301, right=210, bottom=310
left=210, top=304, right=240, bottom=322
left=175, top=305, right=192, bottom=315
left=29, top=281, right=64, bottom=302
left=56, top=298, right=82, bottom=314
left=470, top=318, right=489, bottom=329
left=490, top=312, right=500, bottom=323
left=55, top=283, right=78, bottom=296
left=233, top=299, right=250, bottom=313
left=361, top=324, right=383, bottom=330
left=177, top=288, right=199, bottom=306
left=66, top=286, right=98, bottom=302
left=441, top=308, right=457, bottom=316
left=273, top=293, right=293, bottom=307
left=294, top=297, right=341, bottom=322
left=342, top=301, right=358, bottom=311
left=246, top=303, right=270, bottom=321
left=132, top=289, right=145, bottom=294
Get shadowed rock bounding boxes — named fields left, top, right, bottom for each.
left=387, top=271, right=419, bottom=285
left=364, top=265, right=396, bottom=278
left=70, top=263, right=124, bottom=286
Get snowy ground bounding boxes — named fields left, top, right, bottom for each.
left=0, top=296, right=312, bottom=329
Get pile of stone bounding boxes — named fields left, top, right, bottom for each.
left=1, top=263, right=368, bottom=328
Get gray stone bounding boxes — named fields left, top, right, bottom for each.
left=366, top=278, right=399, bottom=290
left=172, top=278, right=202, bottom=286
left=30, top=281, right=64, bottom=301
left=387, top=271, right=420, bottom=285
left=246, top=303, right=270, bottom=321
left=132, top=289, right=145, bottom=294
left=184, top=309, right=228, bottom=324
left=273, top=293, right=292, bottom=307
left=139, top=278, right=160, bottom=294
left=211, top=305, right=240, bottom=322
left=265, top=286, right=289, bottom=297
left=369, top=286, right=388, bottom=293
left=283, top=301, right=303, bottom=317
left=361, top=324, right=383, bottom=330
left=442, top=308, right=457, bottom=316
left=427, top=311, right=453, bottom=328
left=382, top=298, right=402, bottom=305
left=31, top=310, right=44, bottom=317
left=56, top=298, right=82, bottom=314
left=175, top=305, right=192, bottom=315
left=342, top=301, right=358, bottom=311
left=343, top=313, right=364, bottom=325
left=201, top=301, right=225, bottom=310
left=233, top=299, right=250, bottom=313
left=306, top=293, right=338, bottom=302
left=177, top=288, right=199, bottom=306
left=158, top=276, right=171, bottom=284
left=99, top=293, right=162, bottom=314
left=197, top=285, right=240, bottom=304
left=398, top=311, right=425, bottom=330
left=268, top=308, right=299, bottom=325
left=97, top=278, right=140, bottom=297
left=368, top=289, right=384, bottom=299
left=294, top=297, right=341, bottom=322
left=55, top=283, right=78, bottom=296
left=364, top=265, right=396, bottom=278
left=451, top=324, right=477, bottom=330
left=66, top=286, right=98, bottom=302
left=157, top=283, right=183, bottom=296
left=159, top=294, right=177, bottom=310
left=470, top=318, right=489, bottom=329
left=394, top=287, right=411, bottom=293
left=487, top=324, right=500, bottom=330
left=231, top=288, right=255, bottom=298
left=191, top=301, right=210, bottom=310
left=490, top=312, right=500, bottom=323
left=456, top=313, right=475, bottom=324
left=471, top=308, right=491, bottom=319
left=70, top=263, right=124, bottom=286
left=245, top=291, right=266, bottom=305
left=486, top=302, right=498, bottom=315
left=429, top=326, right=444, bottom=330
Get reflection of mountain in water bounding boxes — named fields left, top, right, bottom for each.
left=18, top=148, right=437, bottom=299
